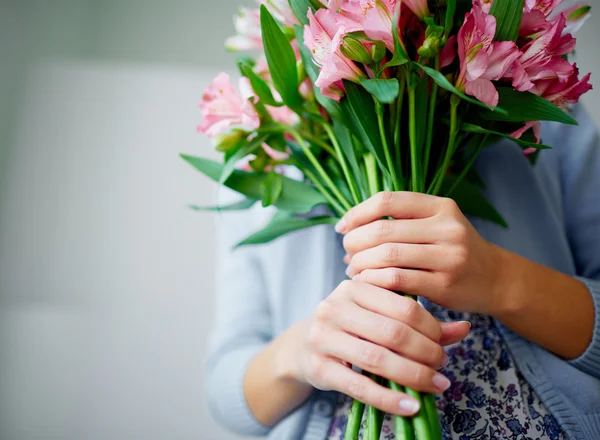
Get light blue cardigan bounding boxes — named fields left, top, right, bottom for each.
left=205, top=105, right=600, bottom=440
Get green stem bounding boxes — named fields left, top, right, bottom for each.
left=344, top=399, right=365, bottom=440
left=364, top=153, right=380, bottom=197
left=445, top=134, right=488, bottom=197
left=323, top=123, right=361, bottom=205
left=375, top=101, right=400, bottom=192
left=299, top=131, right=338, bottom=157
left=405, top=388, right=432, bottom=440
left=407, top=87, right=422, bottom=192
left=299, top=166, right=345, bottom=216
left=423, top=393, right=442, bottom=440
left=282, top=124, right=353, bottom=212
left=423, top=56, right=440, bottom=183
left=389, top=381, right=415, bottom=440
left=394, top=73, right=406, bottom=190
left=365, top=375, right=384, bottom=440
left=430, top=97, right=459, bottom=195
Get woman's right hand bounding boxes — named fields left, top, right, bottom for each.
left=276, top=280, right=471, bottom=416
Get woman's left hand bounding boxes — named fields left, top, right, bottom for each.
left=338, top=191, right=506, bottom=316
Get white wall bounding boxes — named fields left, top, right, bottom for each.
left=0, top=61, right=243, bottom=440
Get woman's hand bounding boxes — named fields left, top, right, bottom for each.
left=338, top=191, right=505, bottom=315
left=275, top=280, right=471, bottom=417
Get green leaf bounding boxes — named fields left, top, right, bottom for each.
left=294, top=26, right=342, bottom=118
left=260, top=5, right=302, bottom=109
left=382, top=5, right=409, bottom=69
left=238, top=61, right=281, bottom=107
left=261, top=170, right=284, bottom=207
left=236, top=214, right=337, bottom=247
left=288, top=0, right=322, bottom=25
left=461, top=123, right=552, bottom=150
left=360, top=78, right=400, bottom=104
left=189, top=198, right=256, bottom=212
left=480, top=87, right=578, bottom=125
left=220, top=135, right=267, bottom=185
left=416, top=63, right=508, bottom=114
left=341, top=80, right=391, bottom=180
left=442, top=175, right=508, bottom=227
left=445, top=0, right=457, bottom=40
left=181, top=155, right=327, bottom=213
left=489, top=0, right=523, bottom=42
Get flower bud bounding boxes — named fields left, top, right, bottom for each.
left=371, top=42, right=387, bottom=63
left=340, top=36, right=374, bottom=65
left=417, top=35, right=443, bottom=58
left=212, top=130, right=245, bottom=152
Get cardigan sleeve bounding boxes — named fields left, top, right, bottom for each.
left=557, top=105, right=600, bottom=378
left=204, top=192, right=273, bottom=436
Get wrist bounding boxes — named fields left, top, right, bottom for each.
left=271, top=320, right=308, bottom=383
left=487, top=245, right=526, bottom=319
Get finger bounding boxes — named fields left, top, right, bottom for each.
left=318, top=360, right=421, bottom=416
left=346, top=243, right=441, bottom=277
left=338, top=281, right=442, bottom=342
left=343, top=218, right=439, bottom=256
left=352, top=268, right=439, bottom=298
left=439, top=321, right=471, bottom=346
left=333, top=301, right=448, bottom=369
left=322, top=330, right=451, bottom=394
left=335, top=192, right=442, bottom=234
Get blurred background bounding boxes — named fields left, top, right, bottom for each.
left=0, top=1, right=599, bottom=439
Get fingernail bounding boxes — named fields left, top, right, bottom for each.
left=432, top=373, right=451, bottom=392
left=461, top=321, right=472, bottom=329
left=352, top=274, right=363, bottom=281
left=399, top=398, right=420, bottom=414
left=345, top=266, right=352, bottom=278
left=440, top=352, right=449, bottom=369
left=343, top=254, right=350, bottom=264
left=335, top=219, right=347, bottom=234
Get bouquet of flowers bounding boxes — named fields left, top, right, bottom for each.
left=184, top=0, right=591, bottom=438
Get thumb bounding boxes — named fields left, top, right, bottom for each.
left=439, top=321, right=471, bottom=346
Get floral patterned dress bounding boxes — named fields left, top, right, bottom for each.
left=327, top=302, right=567, bottom=440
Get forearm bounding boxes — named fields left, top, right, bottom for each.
left=244, top=320, right=314, bottom=427
left=492, top=245, right=595, bottom=359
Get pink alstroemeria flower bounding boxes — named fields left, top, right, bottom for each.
left=225, top=8, right=262, bottom=52
left=559, top=3, right=592, bottom=34
left=359, top=0, right=398, bottom=50
left=456, top=5, right=520, bottom=107
left=531, top=64, right=592, bottom=108
left=511, top=15, right=576, bottom=92
left=402, top=0, right=431, bottom=19
left=510, top=121, right=542, bottom=156
left=304, top=8, right=365, bottom=100
left=261, top=0, right=299, bottom=26
left=197, top=73, right=260, bottom=138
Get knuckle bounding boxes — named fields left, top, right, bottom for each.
left=306, top=321, right=325, bottom=349
left=382, top=321, right=406, bottom=346
left=376, top=191, right=394, bottom=212
left=400, top=299, right=420, bottom=325
left=315, top=299, right=335, bottom=323
left=389, top=269, right=405, bottom=289
left=411, top=365, right=430, bottom=388
left=308, top=355, right=327, bottom=379
left=439, top=273, right=456, bottom=291
left=383, top=244, right=400, bottom=263
left=447, top=221, right=468, bottom=243
left=440, top=197, right=459, bottom=213
left=359, top=345, right=386, bottom=370
left=346, top=379, right=367, bottom=400
left=451, top=245, right=469, bottom=270
left=375, top=220, right=393, bottom=238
